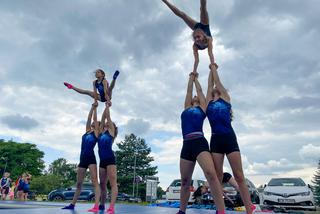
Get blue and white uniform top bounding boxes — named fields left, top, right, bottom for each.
left=98, top=130, right=114, bottom=160
left=181, top=106, right=206, bottom=140
left=206, top=98, right=233, bottom=134
left=80, top=132, right=97, bottom=158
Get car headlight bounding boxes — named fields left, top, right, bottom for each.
left=299, top=191, right=310, bottom=196
left=263, top=191, right=273, bottom=196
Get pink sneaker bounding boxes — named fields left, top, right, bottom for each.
left=87, top=205, right=99, bottom=212
left=63, top=82, right=73, bottom=89
left=105, top=207, right=115, bottom=214
left=251, top=204, right=257, bottom=213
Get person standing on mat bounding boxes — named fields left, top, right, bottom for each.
left=0, top=172, right=11, bottom=200
left=64, top=69, right=120, bottom=106
left=177, top=72, right=225, bottom=214
left=98, top=104, right=118, bottom=214
left=62, top=101, right=101, bottom=212
left=206, top=64, right=256, bottom=214
left=162, top=0, right=215, bottom=73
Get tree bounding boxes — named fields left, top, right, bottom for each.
left=157, top=186, right=165, bottom=199
left=48, top=158, right=77, bottom=187
left=0, top=139, right=45, bottom=179
left=30, top=174, right=64, bottom=195
left=311, top=159, right=320, bottom=206
left=115, top=134, right=157, bottom=200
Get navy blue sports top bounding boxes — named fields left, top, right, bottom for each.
left=80, top=132, right=97, bottom=158
left=206, top=98, right=233, bottom=134
left=1, top=177, right=9, bottom=187
left=98, top=131, right=114, bottom=160
left=95, top=80, right=106, bottom=102
left=181, top=106, right=206, bottom=140
left=194, top=22, right=212, bottom=50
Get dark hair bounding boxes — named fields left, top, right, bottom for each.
left=192, top=185, right=203, bottom=199
left=95, top=69, right=105, bottom=79
left=112, top=122, right=118, bottom=141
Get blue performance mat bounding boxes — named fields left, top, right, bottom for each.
left=0, top=201, right=288, bottom=214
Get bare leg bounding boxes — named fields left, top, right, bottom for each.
left=107, top=165, right=118, bottom=207
left=200, top=0, right=209, bottom=25
left=71, top=167, right=87, bottom=205
left=162, top=0, right=197, bottom=29
left=227, top=152, right=253, bottom=214
left=108, top=79, right=116, bottom=99
left=88, top=164, right=101, bottom=206
left=197, top=151, right=225, bottom=212
left=211, top=153, right=225, bottom=183
left=99, top=167, right=107, bottom=206
left=71, top=86, right=103, bottom=101
left=179, top=158, right=195, bottom=212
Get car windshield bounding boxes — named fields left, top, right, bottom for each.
left=268, top=178, right=305, bottom=186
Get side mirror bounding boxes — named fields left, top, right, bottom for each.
left=264, top=184, right=266, bottom=188
left=67, top=187, right=72, bottom=191
left=308, top=184, right=312, bottom=189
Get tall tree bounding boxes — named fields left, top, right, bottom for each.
left=48, top=158, right=77, bottom=187
left=0, top=139, right=45, bottom=178
left=115, top=134, right=157, bottom=200
left=311, top=159, right=320, bottom=206
left=30, top=174, right=64, bottom=195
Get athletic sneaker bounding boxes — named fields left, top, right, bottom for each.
left=87, top=204, right=99, bottom=212
left=113, top=70, right=120, bottom=80
left=251, top=204, right=257, bottom=213
left=99, top=204, right=105, bottom=210
left=63, top=82, right=73, bottom=89
left=106, top=207, right=115, bottom=214
left=176, top=210, right=185, bottom=214
left=61, top=204, right=75, bottom=209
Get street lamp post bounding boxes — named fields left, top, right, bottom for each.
left=132, top=154, right=137, bottom=197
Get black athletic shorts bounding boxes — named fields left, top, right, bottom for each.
left=99, top=156, right=116, bottom=168
left=2, top=187, right=9, bottom=194
left=222, top=172, right=232, bottom=183
left=210, top=131, right=240, bottom=154
left=78, top=155, right=97, bottom=168
left=180, top=137, right=210, bottom=162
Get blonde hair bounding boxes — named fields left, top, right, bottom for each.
left=192, top=29, right=209, bottom=45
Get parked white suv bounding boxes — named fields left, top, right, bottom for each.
left=262, top=177, right=316, bottom=211
left=166, top=179, right=205, bottom=202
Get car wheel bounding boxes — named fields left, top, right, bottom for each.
left=52, top=195, right=64, bottom=201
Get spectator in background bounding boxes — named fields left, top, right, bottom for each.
left=0, top=172, right=12, bottom=200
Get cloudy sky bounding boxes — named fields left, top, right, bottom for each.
left=0, top=0, right=319, bottom=189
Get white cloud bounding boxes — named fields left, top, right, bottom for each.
left=299, top=144, right=320, bottom=161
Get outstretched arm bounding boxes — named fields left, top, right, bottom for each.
left=103, top=105, right=116, bottom=137
left=184, top=73, right=194, bottom=109
left=193, top=44, right=200, bottom=73
left=210, top=65, right=230, bottom=102
left=86, top=102, right=97, bottom=133
left=102, top=79, right=111, bottom=106
left=206, top=68, right=214, bottom=103
left=207, top=39, right=215, bottom=66
left=194, top=76, right=207, bottom=112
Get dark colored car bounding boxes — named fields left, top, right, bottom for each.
left=48, top=182, right=95, bottom=201
left=116, top=193, right=131, bottom=201
left=224, top=178, right=260, bottom=206
left=115, top=193, right=142, bottom=203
